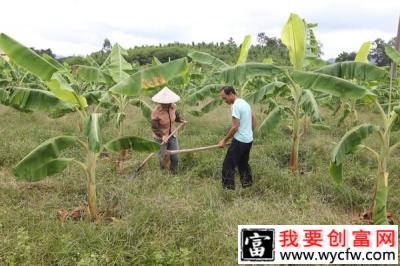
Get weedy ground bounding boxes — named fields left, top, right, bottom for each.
left=0, top=104, right=399, bottom=265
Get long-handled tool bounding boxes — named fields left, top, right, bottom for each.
left=129, top=123, right=184, bottom=178
left=167, top=144, right=224, bottom=155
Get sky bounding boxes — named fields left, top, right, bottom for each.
left=0, top=0, right=399, bottom=59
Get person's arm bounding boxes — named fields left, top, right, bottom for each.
left=252, top=114, right=256, bottom=131
left=151, top=119, right=163, bottom=139
left=218, top=117, right=240, bottom=148
left=175, top=110, right=187, bottom=125
left=151, top=108, right=164, bottom=139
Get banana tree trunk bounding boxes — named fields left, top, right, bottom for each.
left=86, top=151, right=97, bottom=220
left=373, top=171, right=389, bottom=225
left=351, top=101, right=359, bottom=125
left=118, top=97, right=129, bottom=161
left=372, top=152, right=389, bottom=224
left=302, top=116, right=310, bottom=137
left=119, top=121, right=128, bottom=159
left=290, top=116, right=301, bottom=173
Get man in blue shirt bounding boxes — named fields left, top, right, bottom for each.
left=218, top=86, right=256, bottom=190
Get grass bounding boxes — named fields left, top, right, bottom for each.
left=0, top=103, right=399, bottom=265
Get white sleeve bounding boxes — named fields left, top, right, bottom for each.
left=232, top=103, right=240, bottom=119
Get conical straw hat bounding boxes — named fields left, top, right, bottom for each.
left=151, top=87, right=181, bottom=104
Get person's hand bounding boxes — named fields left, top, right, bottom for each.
left=218, top=139, right=227, bottom=148
left=161, top=135, right=169, bottom=144
left=182, top=120, right=188, bottom=128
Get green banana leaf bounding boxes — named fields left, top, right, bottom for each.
left=86, top=56, right=100, bottom=67
left=258, top=106, right=285, bottom=134
left=13, top=135, right=77, bottom=181
left=246, top=81, right=287, bottom=104
left=104, top=136, right=159, bottom=152
left=263, top=58, right=274, bottom=64
left=355, top=42, right=371, bottom=63
left=306, top=23, right=319, bottom=56
left=98, top=92, right=114, bottom=108
left=82, top=91, right=104, bottom=106
left=300, top=89, right=321, bottom=121
left=0, top=87, right=8, bottom=103
left=108, top=43, right=132, bottom=83
left=330, top=123, right=379, bottom=182
left=315, top=61, right=386, bottom=81
left=75, top=65, right=113, bottom=84
left=236, top=35, right=252, bottom=65
left=201, top=98, right=223, bottom=114
left=292, top=71, right=375, bottom=99
left=2, top=87, right=74, bottom=115
left=110, top=58, right=189, bottom=96
left=84, top=113, right=104, bottom=152
left=281, top=13, right=306, bottom=70
left=129, top=98, right=152, bottom=122
left=188, top=51, right=228, bottom=69
left=186, top=84, right=223, bottom=105
left=215, top=63, right=283, bottom=87
left=42, top=54, right=66, bottom=71
left=390, top=106, right=400, bottom=131
left=0, top=33, right=58, bottom=81
left=152, top=56, right=162, bottom=65
left=0, top=78, right=9, bottom=87
left=385, top=45, right=400, bottom=64
left=46, top=73, right=88, bottom=107
left=189, top=98, right=223, bottom=117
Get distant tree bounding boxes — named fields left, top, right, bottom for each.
left=227, top=37, right=236, bottom=47
left=31, top=48, right=56, bottom=58
left=62, top=55, right=89, bottom=65
left=316, top=41, right=324, bottom=57
left=255, top=32, right=290, bottom=65
left=257, top=32, right=267, bottom=44
left=102, top=38, right=112, bottom=53
left=335, top=51, right=356, bottom=62
left=369, top=38, right=396, bottom=66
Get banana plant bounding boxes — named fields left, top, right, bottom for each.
left=186, top=35, right=254, bottom=116
left=106, top=55, right=189, bottom=167
left=74, top=44, right=147, bottom=132
left=303, top=22, right=327, bottom=70
left=276, top=14, right=375, bottom=172
left=76, top=45, right=189, bottom=126
left=107, top=56, right=190, bottom=129
left=234, top=14, right=374, bottom=172
left=185, top=15, right=375, bottom=172
left=150, top=55, right=197, bottom=116
left=0, top=54, right=46, bottom=92
left=74, top=44, right=189, bottom=163
left=316, top=42, right=387, bottom=126
left=330, top=45, right=400, bottom=225
left=0, top=33, right=160, bottom=220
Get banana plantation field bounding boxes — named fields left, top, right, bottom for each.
left=0, top=13, right=400, bottom=265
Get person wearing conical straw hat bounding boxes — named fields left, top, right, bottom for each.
left=151, top=87, right=187, bottom=172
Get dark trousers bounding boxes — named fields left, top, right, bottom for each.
left=222, top=138, right=253, bottom=189
left=155, top=136, right=179, bottom=172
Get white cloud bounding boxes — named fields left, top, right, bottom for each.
left=318, top=29, right=395, bottom=59
left=0, top=0, right=399, bottom=59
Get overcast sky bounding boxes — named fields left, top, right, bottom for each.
left=1, top=0, right=399, bottom=59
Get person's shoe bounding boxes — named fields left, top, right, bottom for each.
left=222, top=185, right=235, bottom=190
left=242, top=182, right=252, bottom=188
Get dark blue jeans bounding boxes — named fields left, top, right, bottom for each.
left=222, top=138, right=253, bottom=189
left=156, top=136, right=179, bottom=172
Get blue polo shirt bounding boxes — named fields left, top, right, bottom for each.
left=232, top=98, right=253, bottom=143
